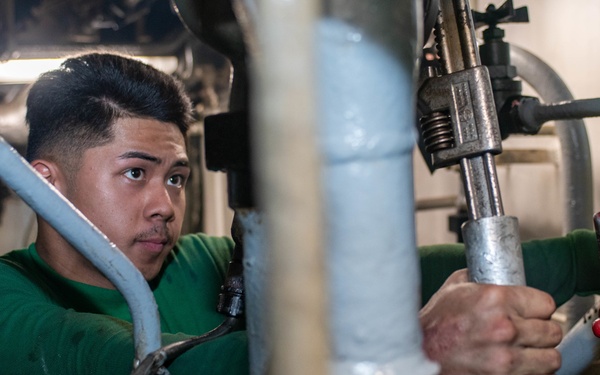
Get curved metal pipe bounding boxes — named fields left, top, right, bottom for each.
left=510, top=45, right=593, bottom=233
left=0, top=137, right=162, bottom=364
left=510, top=44, right=595, bottom=375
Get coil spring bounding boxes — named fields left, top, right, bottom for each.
left=420, top=111, right=454, bottom=153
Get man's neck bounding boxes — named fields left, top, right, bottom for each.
left=35, top=222, right=116, bottom=289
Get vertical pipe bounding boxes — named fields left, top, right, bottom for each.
left=236, top=209, right=269, bottom=375
left=317, top=1, right=438, bottom=373
left=0, top=137, right=161, bottom=364
left=251, top=0, right=328, bottom=374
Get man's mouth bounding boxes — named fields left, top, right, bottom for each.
left=135, top=238, right=168, bottom=254
left=134, top=226, right=172, bottom=254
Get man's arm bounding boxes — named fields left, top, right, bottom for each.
left=419, top=229, right=600, bottom=306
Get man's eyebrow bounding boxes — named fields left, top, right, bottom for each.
left=118, top=151, right=161, bottom=163
left=118, top=151, right=190, bottom=168
left=174, top=160, right=190, bottom=168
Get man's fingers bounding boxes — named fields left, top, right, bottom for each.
left=512, top=316, right=563, bottom=347
left=502, top=285, right=557, bottom=319
left=456, top=346, right=561, bottom=375
left=512, top=347, right=562, bottom=375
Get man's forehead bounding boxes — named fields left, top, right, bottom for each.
left=94, top=118, right=189, bottom=163
left=110, top=118, right=186, bottom=144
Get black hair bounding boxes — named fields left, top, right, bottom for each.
left=25, top=52, right=193, bottom=174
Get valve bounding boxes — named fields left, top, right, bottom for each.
left=473, top=0, right=529, bottom=139
left=472, top=0, right=529, bottom=30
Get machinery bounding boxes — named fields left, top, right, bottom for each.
left=1, top=0, right=600, bottom=374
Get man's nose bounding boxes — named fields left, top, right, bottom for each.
left=145, top=182, right=176, bottom=221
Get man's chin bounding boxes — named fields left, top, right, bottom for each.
left=134, top=262, right=164, bottom=281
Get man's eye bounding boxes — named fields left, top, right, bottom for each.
left=124, top=168, right=144, bottom=181
left=167, top=175, right=185, bottom=188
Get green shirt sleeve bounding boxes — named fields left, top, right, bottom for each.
left=419, top=229, right=600, bottom=307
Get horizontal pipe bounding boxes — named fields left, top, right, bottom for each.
left=533, top=98, right=600, bottom=123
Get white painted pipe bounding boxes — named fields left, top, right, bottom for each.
left=555, top=302, right=600, bottom=375
left=0, top=137, right=162, bottom=364
left=316, top=1, right=438, bottom=373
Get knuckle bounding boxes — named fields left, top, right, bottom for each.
left=478, top=285, right=508, bottom=307
left=447, top=269, right=468, bottom=284
left=490, top=347, right=517, bottom=374
left=490, top=317, right=517, bottom=343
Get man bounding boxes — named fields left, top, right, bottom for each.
left=0, top=52, right=247, bottom=374
left=0, top=52, right=597, bottom=374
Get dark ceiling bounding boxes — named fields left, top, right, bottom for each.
left=1, top=0, right=190, bottom=59
left=0, top=0, right=233, bottom=153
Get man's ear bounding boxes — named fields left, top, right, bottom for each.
left=31, top=160, right=68, bottom=193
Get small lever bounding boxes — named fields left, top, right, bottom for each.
left=590, top=212, right=600, bottom=338
left=592, top=318, right=600, bottom=338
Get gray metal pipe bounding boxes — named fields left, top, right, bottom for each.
left=510, top=44, right=595, bottom=375
left=462, top=215, right=525, bottom=285
left=0, top=137, right=162, bottom=365
left=236, top=209, right=269, bottom=375
left=510, top=45, right=593, bottom=233
left=317, top=1, right=438, bottom=373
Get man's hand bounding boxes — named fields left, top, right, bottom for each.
left=420, top=269, right=562, bottom=375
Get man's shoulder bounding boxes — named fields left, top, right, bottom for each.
left=167, top=233, right=234, bottom=281
left=0, top=247, right=35, bottom=276
left=0, top=246, right=54, bottom=297
left=177, top=232, right=235, bottom=247
left=175, top=233, right=234, bottom=260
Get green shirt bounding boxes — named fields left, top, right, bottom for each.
left=1, top=229, right=600, bottom=374
left=0, top=233, right=249, bottom=374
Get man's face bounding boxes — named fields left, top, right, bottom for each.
left=65, top=117, right=190, bottom=280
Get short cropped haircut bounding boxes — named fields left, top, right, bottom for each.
left=25, top=52, right=193, bottom=174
